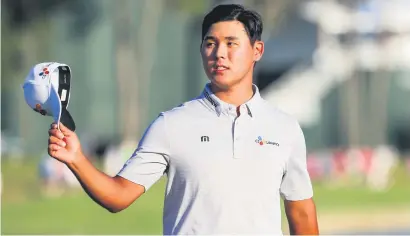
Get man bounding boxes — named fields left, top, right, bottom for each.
left=48, top=4, right=319, bottom=235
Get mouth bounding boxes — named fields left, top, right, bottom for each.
left=211, top=65, right=229, bottom=73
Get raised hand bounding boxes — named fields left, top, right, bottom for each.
left=48, top=122, right=82, bottom=165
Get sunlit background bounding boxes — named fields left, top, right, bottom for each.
left=2, top=0, right=410, bottom=234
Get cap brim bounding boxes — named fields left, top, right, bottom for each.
left=49, top=84, right=76, bottom=131
left=60, top=108, right=76, bottom=131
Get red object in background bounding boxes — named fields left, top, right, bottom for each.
left=332, top=149, right=347, bottom=175
left=307, top=154, right=323, bottom=180
left=360, top=147, right=373, bottom=174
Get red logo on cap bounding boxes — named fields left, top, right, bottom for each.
left=34, top=103, right=47, bottom=116
left=39, top=68, right=49, bottom=78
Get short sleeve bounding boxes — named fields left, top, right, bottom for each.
left=280, top=121, right=313, bottom=201
left=117, top=113, right=170, bottom=192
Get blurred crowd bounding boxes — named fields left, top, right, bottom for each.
left=25, top=139, right=410, bottom=198
left=307, top=145, right=402, bottom=191
left=2, top=130, right=410, bottom=198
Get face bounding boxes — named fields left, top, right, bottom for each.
left=201, top=20, right=264, bottom=90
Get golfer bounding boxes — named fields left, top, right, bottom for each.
left=48, top=4, right=319, bottom=235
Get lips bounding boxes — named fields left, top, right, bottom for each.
left=211, top=64, right=229, bottom=73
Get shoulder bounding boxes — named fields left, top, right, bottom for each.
left=153, top=96, right=209, bottom=125
left=139, top=98, right=204, bottom=145
left=258, top=98, right=302, bottom=131
left=257, top=98, right=306, bottom=148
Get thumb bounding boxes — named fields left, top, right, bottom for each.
left=58, top=122, right=74, bottom=136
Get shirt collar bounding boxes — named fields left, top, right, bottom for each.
left=201, top=83, right=262, bottom=118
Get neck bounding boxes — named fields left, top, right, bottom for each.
left=210, top=78, right=254, bottom=107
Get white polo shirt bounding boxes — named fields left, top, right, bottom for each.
left=117, top=83, right=313, bottom=235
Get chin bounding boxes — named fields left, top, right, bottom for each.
left=209, top=77, right=236, bottom=90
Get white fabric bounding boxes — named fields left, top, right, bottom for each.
left=118, top=83, right=313, bottom=235
left=22, top=62, right=70, bottom=130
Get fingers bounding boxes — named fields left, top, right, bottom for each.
left=48, top=144, right=62, bottom=156
left=48, top=135, right=66, bottom=147
left=58, top=122, right=73, bottom=136
left=49, top=126, right=64, bottom=139
left=48, top=123, right=70, bottom=158
left=50, top=122, right=73, bottom=136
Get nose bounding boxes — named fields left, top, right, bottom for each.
left=215, top=43, right=227, bottom=59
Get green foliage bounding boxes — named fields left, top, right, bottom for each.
left=174, top=0, right=209, bottom=16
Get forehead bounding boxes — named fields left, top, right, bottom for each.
left=205, top=20, right=248, bottom=39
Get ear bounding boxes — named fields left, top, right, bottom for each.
left=253, top=41, right=264, bottom=62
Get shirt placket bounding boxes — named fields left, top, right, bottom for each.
left=231, top=105, right=248, bottom=159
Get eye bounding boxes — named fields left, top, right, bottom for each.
left=205, top=42, right=215, bottom=48
left=227, top=41, right=237, bottom=47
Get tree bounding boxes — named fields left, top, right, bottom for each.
left=114, top=0, right=165, bottom=142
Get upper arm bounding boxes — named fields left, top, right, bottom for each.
left=112, top=175, right=146, bottom=205
left=116, top=113, right=170, bottom=192
left=284, top=198, right=318, bottom=234
left=284, top=198, right=316, bottom=213
left=280, top=120, right=313, bottom=201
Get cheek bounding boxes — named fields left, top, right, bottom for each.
left=201, top=49, right=214, bottom=62
left=200, top=51, right=210, bottom=67
left=229, top=48, right=253, bottom=69
left=200, top=49, right=206, bottom=60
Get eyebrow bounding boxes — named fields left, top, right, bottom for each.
left=203, top=36, right=239, bottom=41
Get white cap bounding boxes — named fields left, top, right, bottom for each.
left=22, top=62, right=76, bottom=131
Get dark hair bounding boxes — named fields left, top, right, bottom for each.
left=201, top=4, right=263, bottom=45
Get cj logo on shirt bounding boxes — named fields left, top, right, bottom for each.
left=255, top=136, right=279, bottom=146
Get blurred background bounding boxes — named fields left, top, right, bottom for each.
left=1, top=0, right=410, bottom=234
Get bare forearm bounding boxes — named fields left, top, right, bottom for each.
left=288, top=213, right=319, bottom=235
left=66, top=153, right=129, bottom=212
left=47, top=123, right=142, bottom=212
left=285, top=199, right=319, bottom=235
